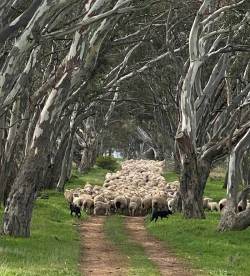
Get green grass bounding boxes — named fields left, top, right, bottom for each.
left=0, top=190, right=86, bottom=276
left=104, top=216, right=159, bottom=276
left=67, top=166, right=109, bottom=189
left=147, top=213, right=250, bottom=276
left=205, top=177, right=226, bottom=202
left=147, top=171, right=250, bottom=276
left=0, top=165, right=110, bottom=276
left=163, top=171, right=179, bottom=182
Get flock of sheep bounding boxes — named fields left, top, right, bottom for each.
left=64, top=159, right=250, bottom=217
left=204, top=197, right=250, bottom=213
left=64, top=160, right=179, bottom=216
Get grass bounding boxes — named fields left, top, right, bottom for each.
left=205, top=176, right=226, bottom=202
left=147, top=171, right=250, bottom=276
left=147, top=212, right=250, bottom=276
left=104, top=215, right=159, bottom=276
left=66, top=166, right=109, bottom=189
left=163, top=171, right=179, bottom=182
left=0, top=190, right=86, bottom=276
left=0, top=164, right=111, bottom=276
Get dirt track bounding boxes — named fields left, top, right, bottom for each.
left=80, top=216, right=128, bottom=276
left=80, top=216, right=194, bottom=276
left=125, top=217, right=193, bottom=276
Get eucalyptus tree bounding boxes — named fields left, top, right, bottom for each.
left=175, top=0, right=250, bottom=218
left=1, top=0, right=134, bottom=237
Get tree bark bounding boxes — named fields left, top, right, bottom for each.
left=78, top=143, right=97, bottom=173
left=180, top=154, right=206, bottom=219
left=177, top=130, right=212, bottom=218
left=218, top=129, right=250, bottom=231
left=57, top=133, right=74, bottom=191
left=3, top=148, right=46, bottom=237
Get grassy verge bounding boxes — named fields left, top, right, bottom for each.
left=147, top=212, right=250, bottom=276
left=0, top=190, right=86, bottom=276
left=0, top=164, right=111, bottom=276
left=104, top=215, right=159, bottom=276
left=147, top=171, right=250, bottom=276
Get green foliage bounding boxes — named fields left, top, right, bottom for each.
left=0, top=190, right=86, bottom=276
left=96, top=156, right=119, bottom=171
left=104, top=216, right=159, bottom=276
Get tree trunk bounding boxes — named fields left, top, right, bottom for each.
left=57, top=134, right=73, bottom=192
left=176, top=131, right=211, bottom=219
left=78, top=140, right=97, bottom=173
left=3, top=148, right=46, bottom=237
left=218, top=129, right=250, bottom=231
left=223, top=169, right=228, bottom=189
left=180, top=155, right=206, bottom=219
left=43, top=133, right=69, bottom=189
left=66, top=139, right=74, bottom=181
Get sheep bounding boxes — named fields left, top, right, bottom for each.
left=73, top=194, right=91, bottom=208
left=203, top=197, right=213, bottom=210
left=142, top=197, right=152, bottom=215
left=219, top=198, right=227, bottom=211
left=207, top=201, right=219, bottom=212
left=167, top=198, right=175, bottom=212
left=83, top=198, right=94, bottom=214
left=109, top=200, right=116, bottom=214
left=129, top=196, right=142, bottom=216
left=152, top=195, right=168, bottom=211
left=94, top=194, right=106, bottom=204
left=114, top=195, right=128, bottom=214
left=94, top=201, right=111, bottom=216
left=66, top=159, right=180, bottom=217
left=237, top=199, right=247, bottom=212
left=64, top=189, right=73, bottom=203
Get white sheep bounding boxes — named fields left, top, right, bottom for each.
left=83, top=198, right=94, bottom=214
left=142, top=197, right=152, bottom=214
left=64, top=189, right=73, bottom=203
left=94, top=201, right=111, bottom=216
left=207, top=201, right=219, bottom=212
left=203, top=197, right=213, bottom=210
left=114, top=195, right=128, bottom=214
left=218, top=198, right=227, bottom=211
left=129, top=196, right=142, bottom=216
left=152, top=195, right=168, bottom=210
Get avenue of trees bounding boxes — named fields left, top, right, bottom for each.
left=0, top=0, right=249, bottom=236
